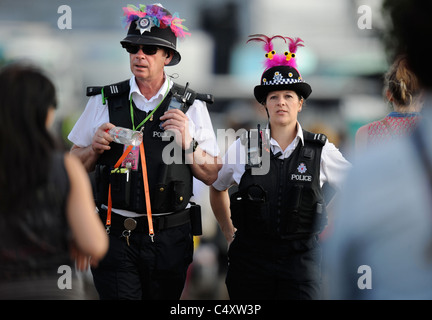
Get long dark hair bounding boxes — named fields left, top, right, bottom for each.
left=0, top=63, right=58, bottom=211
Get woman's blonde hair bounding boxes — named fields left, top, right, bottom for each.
left=384, top=54, right=422, bottom=107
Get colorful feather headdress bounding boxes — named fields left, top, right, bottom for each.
left=122, top=4, right=191, bottom=38
left=247, top=34, right=304, bottom=70
left=251, top=34, right=312, bottom=103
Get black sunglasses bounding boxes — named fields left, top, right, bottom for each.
left=124, top=44, right=160, bottom=55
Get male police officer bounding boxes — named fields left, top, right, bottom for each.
left=68, top=4, right=221, bottom=299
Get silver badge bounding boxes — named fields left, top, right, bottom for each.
left=297, top=162, right=307, bottom=174
left=136, top=17, right=154, bottom=34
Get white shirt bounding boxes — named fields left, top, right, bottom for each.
left=212, top=122, right=351, bottom=191
left=68, top=75, right=220, bottom=157
left=68, top=75, right=220, bottom=217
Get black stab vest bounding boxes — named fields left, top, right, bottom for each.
left=92, top=80, right=195, bottom=214
left=230, top=130, right=328, bottom=239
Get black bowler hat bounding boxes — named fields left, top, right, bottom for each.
left=248, top=34, right=312, bottom=103
left=254, top=65, right=312, bottom=104
left=120, top=4, right=191, bottom=66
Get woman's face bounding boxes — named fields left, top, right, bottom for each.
left=265, top=90, right=303, bottom=127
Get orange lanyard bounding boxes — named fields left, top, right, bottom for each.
left=139, top=142, right=154, bottom=241
left=105, top=142, right=154, bottom=242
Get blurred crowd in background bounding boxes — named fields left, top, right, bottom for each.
left=0, top=0, right=392, bottom=299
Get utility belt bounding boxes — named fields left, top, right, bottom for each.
left=98, top=205, right=202, bottom=236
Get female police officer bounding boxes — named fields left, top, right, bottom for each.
left=210, top=35, right=351, bottom=299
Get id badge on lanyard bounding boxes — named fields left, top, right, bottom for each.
left=121, top=145, right=140, bottom=170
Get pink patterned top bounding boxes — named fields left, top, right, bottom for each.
left=367, top=112, right=421, bottom=147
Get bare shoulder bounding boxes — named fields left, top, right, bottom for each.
left=355, top=123, right=371, bottom=155
left=355, top=124, right=370, bottom=143
left=355, top=124, right=369, bottom=138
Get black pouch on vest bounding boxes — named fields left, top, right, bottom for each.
left=109, top=168, right=131, bottom=208
left=153, top=164, right=170, bottom=212
left=152, top=163, right=191, bottom=213
left=153, top=182, right=169, bottom=212
left=108, top=169, right=146, bottom=212
left=128, top=170, right=145, bottom=212
left=152, top=181, right=188, bottom=213
left=230, top=191, right=244, bottom=229
left=173, top=180, right=187, bottom=211
left=230, top=184, right=270, bottom=234
left=189, top=204, right=202, bottom=236
left=94, top=164, right=110, bottom=207
left=312, top=202, right=328, bottom=233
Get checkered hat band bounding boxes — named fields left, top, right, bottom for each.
left=263, top=78, right=303, bottom=85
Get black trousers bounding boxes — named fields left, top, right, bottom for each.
left=226, top=233, right=322, bottom=300
left=91, top=219, right=194, bottom=300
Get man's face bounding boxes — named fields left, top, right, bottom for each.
left=125, top=44, right=172, bottom=82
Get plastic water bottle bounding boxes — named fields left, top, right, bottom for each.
left=107, top=127, right=143, bottom=146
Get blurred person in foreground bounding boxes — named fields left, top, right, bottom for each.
left=68, top=4, right=221, bottom=300
left=0, top=63, right=108, bottom=299
left=210, top=35, right=351, bottom=300
left=355, top=54, right=424, bottom=155
left=325, top=0, right=432, bottom=299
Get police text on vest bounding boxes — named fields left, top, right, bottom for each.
left=291, top=174, right=312, bottom=182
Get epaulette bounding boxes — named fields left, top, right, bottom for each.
left=301, top=131, right=327, bottom=160
left=197, top=93, right=214, bottom=105
left=303, top=131, right=327, bottom=146
left=171, top=83, right=214, bottom=106
left=86, top=80, right=130, bottom=105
